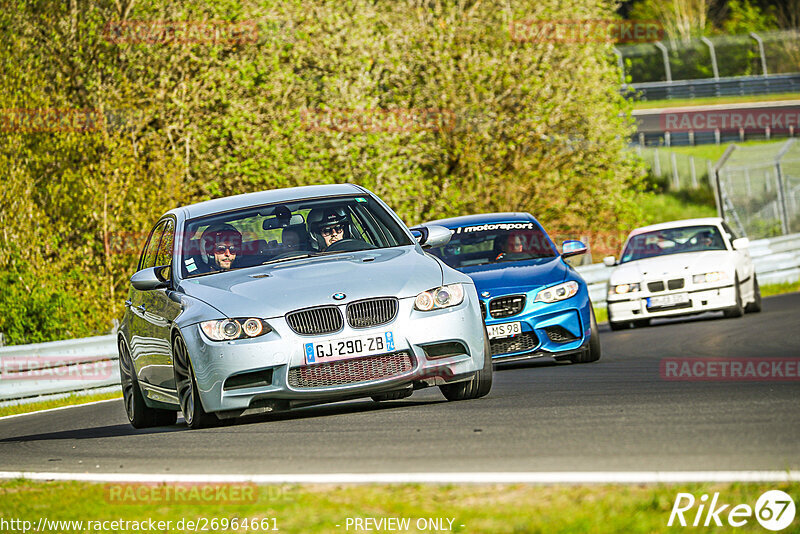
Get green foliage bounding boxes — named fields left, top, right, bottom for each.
left=0, top=0, right=644, bottom=344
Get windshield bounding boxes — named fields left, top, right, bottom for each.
left=429, top=221, right=556, bottom=270
left=180, top=195, right=414, bottom=278
left=620, top=225, right=727, bottom=264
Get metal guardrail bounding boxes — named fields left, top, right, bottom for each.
left=577, top=232, right=800, bottom=309
left=1, top=233, right=798, bottom=404
left=626, top=73, right=800, bottom=102
left=0, top=335, right=120, bottom=405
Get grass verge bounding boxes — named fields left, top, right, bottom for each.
left=632, top=92, right=800, bottom=110
left=0, top=390, right=122, bottom=418
left=1, top=480, right=796, bottom=533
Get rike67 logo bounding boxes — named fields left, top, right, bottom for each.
left=669, top=490, right=795, bottom=531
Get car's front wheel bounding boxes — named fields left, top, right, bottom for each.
left=118, top=338, right=176, bottom=429
left=723, top=276, right=744, bottom=318
left=570, top=308, right=602, bottom=363
left=439, top=331, right=493, bottom=401
left=745, top=275, right=762, bottom=313
left=172, top=334, right=217, bottom=429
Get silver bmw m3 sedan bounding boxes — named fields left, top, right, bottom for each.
left=118, top=184, right=491, bottom=428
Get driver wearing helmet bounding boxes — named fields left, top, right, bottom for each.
left=200, top=224, right=242, bottom=272
left=308, top=208, right=350, bottom=250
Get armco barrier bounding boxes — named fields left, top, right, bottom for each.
left=1, top=233, right=798, bottom=404
left=0, top=335, right=120, bottom=404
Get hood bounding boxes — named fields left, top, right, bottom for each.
left=460, top=256, right=567, bottom=294
left=178, top=246, right=443, bottom=319
left=610, top=250, right=734, bottom=284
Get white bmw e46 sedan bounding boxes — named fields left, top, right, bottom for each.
left=603, top=218, right=761, bottom=330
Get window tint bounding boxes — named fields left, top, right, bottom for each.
left=429, top=222, right=556, bottom=269
left=180, top=195, right=414, bottom=278
left=620, top=225, right=727, bottom=263
left=140, top=220, right=167, bottom=271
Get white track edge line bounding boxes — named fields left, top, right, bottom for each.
left=1, top=471, right=798, bottom=484
left=0, top=398, right=121, bottom=421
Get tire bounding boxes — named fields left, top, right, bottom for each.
left=118, top=338, right=177, bottom=429
left=745, top=275, right=762, bottom=313
left=371, top=389, right=413, bottom=402
left=570, top=308, right=602, bottom=363
left=439, top=331, right=493, bottom=401
left=723, top=277, right=744, bottom=318
left=608, top=321, right=627, bottom=331
left=172, top=334, right=217, bottom=429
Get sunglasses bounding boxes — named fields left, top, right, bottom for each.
left=214, top=244, right=238, bottom=254
left=321, top=224, right=344, bottom=237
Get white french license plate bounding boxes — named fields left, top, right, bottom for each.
left=487, top=322, right=522, bottom=339
left=647, top=293, right=690, bottom=308
left=304, top=331, right=395, bottom=365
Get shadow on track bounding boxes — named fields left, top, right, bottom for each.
left=0, top=398, right=446, bottom=442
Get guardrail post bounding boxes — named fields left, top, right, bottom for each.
left=750, top=32, right=768, bottom=77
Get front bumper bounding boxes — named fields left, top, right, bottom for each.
left=607, top=284, right=736, bottom=322
left=481, top=287, right=593, bottom=362
left=179, top=291, right=486, bottom=415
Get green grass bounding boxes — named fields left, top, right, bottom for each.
left=760, top=279, right=800, bottom=297
left=1, top=479, right=796, bottom=533
left=632, top=92, right=800, bottom=110
left=0, top=391, right=122, bottom=418
left=662, top=139, right=790, bottom=164
left=634, top=191, right=717, bottom=225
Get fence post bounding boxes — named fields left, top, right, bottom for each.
left=671, top=152, right=680, bottom=189
left=613, top=47, right=625, bottom=84
left=654, top=41, right=672, bottom=83
left=690, top=156, right=698, bottom=188
left=775, top=164, right=790, bottom=235
left=654, top=148, right=661, bottom=176
left=700, top=37, right=719, bottom=81
left=750, top=32, right=769, bottom=77
left=707, top=160, right=715, bottom=187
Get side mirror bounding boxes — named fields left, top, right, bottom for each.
left=131, top=266, right=169, bottom=290
left=561, top=240, right=587, bottom=258
left=731, top=237, right=749, bottom=250
left=410, top=225, right=451, bottom=249
left=603, top=256, right=617, bottom=267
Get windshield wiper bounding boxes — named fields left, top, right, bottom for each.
left=261, top=252, right=324, bottom=266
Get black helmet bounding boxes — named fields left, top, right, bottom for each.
left=201, top=223, right=242, bottom=256
left=307, top=207, right=349, bottom=249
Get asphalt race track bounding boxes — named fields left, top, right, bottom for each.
left=1, top=293, right=799, bottom=475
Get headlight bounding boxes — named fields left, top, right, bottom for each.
left=200, top=318, right=272, bottom=341
left=693, top=271, right=728, bottom=284
left=535, top=281, right=579, bottom=303
left=609, top=282, right=641, bottom=296
left=414, top=283, right=465, bottom=311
